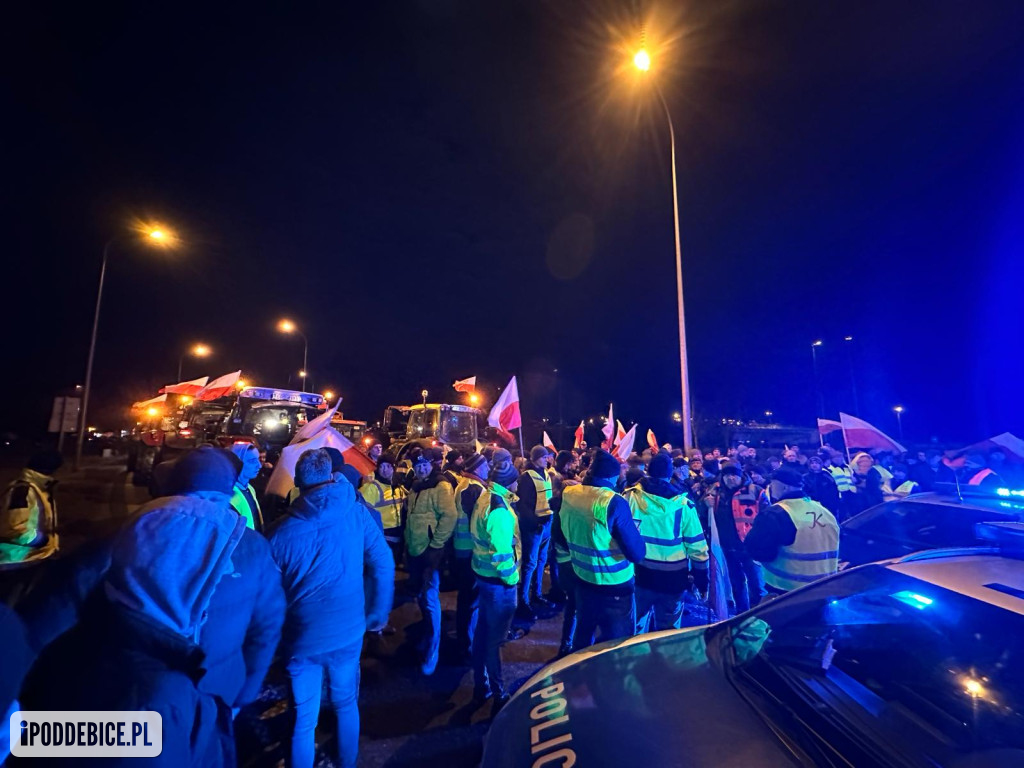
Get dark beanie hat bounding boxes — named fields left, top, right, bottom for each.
left=590, top=450, right=621, bottom=480
left=167, top=445, right=237, bottom=495
left=770, top=466, right=805, bottom=489
left=530, top=445, right=550, bottom=462
left=649, top=452, right=673, bottom=479
left=492, top=462, right=519, bottom=487
left=323, top=447, right=346, bottom=473
left=464, top=452, right=487, bottom=475
left=720, top=463, right=742, bottom=478
left=555, top=450, right=574, bottom=472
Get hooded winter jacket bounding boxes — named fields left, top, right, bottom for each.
left=269, top=479, right=394, bottom=659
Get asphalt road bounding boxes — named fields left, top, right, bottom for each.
left=3, top=453, right=711, bottom=767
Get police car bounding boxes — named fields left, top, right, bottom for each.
left=483, top=522, right=1024, bottom=768
left=841, top=484, right=1024, bottom=566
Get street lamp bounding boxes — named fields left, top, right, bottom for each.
left=893, top=405, right=905, bottom=440
left=421, top=389, right=429, bottom=406
left=843, top=334, right=861, bottom=414
left=323, top=390, right=335, bottom=401
left=469, top=393, right=480, bottom=406
left=811, top=340, right=824, bottom=418
left=76, top=223, right=176, bottom=469
left=632, top=46, right=693, bottom=452
left=278, top=319, right=309, bottom=392
left=177, top=342, right=211, bottom=382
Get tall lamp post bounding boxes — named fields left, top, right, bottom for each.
left=278, top=319, right=309, bottom=392
left=633, top=46, right=693, bottom=452
left=177, top=343, right=211, bottom=382
left=893, top=405, right=905, bottom=441
left=76, top=226, right=176, bottom=470
left=811, top=339, right=824, bottom=418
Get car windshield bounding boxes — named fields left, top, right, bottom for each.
left=236, top=404, right=312, bottom=443
left=441, top=410, right=476, bottom=444
left=723, top=566, right=1024, bottom=767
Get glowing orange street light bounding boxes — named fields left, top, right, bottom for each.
left=178, top=342, right=212, bottom=381
left=469, top=393, right=480, bottom=405
left=633, top=49, right=651, bottom=71
left=323, top=390, right=335, bottom=401
left=278, top=319, right=309, bottom=391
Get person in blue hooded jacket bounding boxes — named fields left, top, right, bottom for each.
left=269, top=448, right=394, bottom=768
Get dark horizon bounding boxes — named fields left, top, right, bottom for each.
left=6, top=1, right=1024, bottom=448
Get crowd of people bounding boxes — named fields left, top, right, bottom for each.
left=0, top=433, right=1016, bottom=766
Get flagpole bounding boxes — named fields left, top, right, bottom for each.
left=841, top=419, right=853, bottom=466
left=518, top=427, right=526, bottom=459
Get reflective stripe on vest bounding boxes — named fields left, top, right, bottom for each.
left=829, top=466, right=854, bottom=493
left=454, top=475, right=487, bottom=553
left=560, top=485, right=634, bottom=586
left=359, top=479, right=404, bottom=530
left=968, top=468, right=995, bottom=486
left=624, top=487, right=687, bottom=567
left=761, top=497, right=839, bottom=593
left=470, top=483, right=521, bottom=584
left=893, top=480, right=918, bottom=496
left=527, top=469, right=553, bottom=517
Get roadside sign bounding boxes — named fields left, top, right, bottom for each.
left=49, top=397, right=80, bottom=433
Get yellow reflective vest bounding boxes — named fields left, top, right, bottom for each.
left=559, top=484, right=634, bottom=586
left=229, top=483, right=262, bottom=531
left=470, top=482, right=521, bottom=585
left=829, top=466, right=854, bottom=494
left=359, top=478, right=406, bottom=530
left=624, top=486, right=708, bottom=571
left=761, top=497, right=839, bottom=593
left=525, top=469, right=553, bottom=519
left=453, top=475, right=487, bottom=555
left=0, top=469, right=59, bottom=565
left=406, top=476, right=458, bottom=557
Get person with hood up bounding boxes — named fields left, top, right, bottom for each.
left=745, top=467, right=839, bottom=596
left=19, top=446, right=286, bottom=718
left=803, top=454, right=840, bottom=515
left=229, top=441, right=264, bottom=531
left=703, top=464, right=766, bottom=614
left=469, top=458, right=521, bottom=708
left=559, top=450, right=646, bottom=650
left=404, top=448, right=457, bottom=675
left=0, top=449, right=62, bottom=568
left=625, top=453, right=709, bottom=633
left=269, top=448, right=393, bottom=768
left=20, top=446, right=248, bottom=766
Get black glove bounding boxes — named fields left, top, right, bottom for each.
left=690, top=567, right=709, bottom=594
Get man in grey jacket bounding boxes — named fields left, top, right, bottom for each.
left=269, top=448, right=394, bottom=768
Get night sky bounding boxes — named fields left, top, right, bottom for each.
left=6, top=1, right=1024, bottom=447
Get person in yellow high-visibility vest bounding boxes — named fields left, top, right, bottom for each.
left=470, top=459, right=521, bottom=708
left=229, top=442, right=264, bottom=532
left=516, top=445, right=555, bottom=620
left=745, top=467, right=839, bottom=597
left=559, top=450, right=646, bottom=651
left=453, top=452, right=490, bottom=659
left=358, top=453, right=406, bottom=565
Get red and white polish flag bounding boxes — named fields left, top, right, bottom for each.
left=487, top=376, right=521, bottom=438
left=160, top=376, right=209, bottom=397
left=196, top=370, right=242, bottom=401
left=453, top=376, right=477, bottom=393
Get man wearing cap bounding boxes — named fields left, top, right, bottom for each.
left=745, top=466, right=839, bottom=597
left=515, top=445, right=556, bottom=619
left=470, top=457, right=521, bottom=707
left=405, top=448, right=458, bottom=675
left=625, top=453, right=709, bottom=633
left=559, top=449, right=646, bottom=651
left=359, top=452, right=406, bottom=565
left=452, top=452, right=490, bottom=659
left=705, top=464, right=766, bottom=614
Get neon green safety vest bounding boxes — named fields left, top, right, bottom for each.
left=559, top=484, right=634, bottom=586
left=624, top=487, right=708, bottom=570
left=471, top=482, right=521, bottom=585
left=0, top=470, right=59, bottom=565
left=453, top=475, right=487, bottom=555
left=229, top=484, right=262, bottom=531
left=552, top=478, right=579, bottom=565
left=829, top=466, right=854, bottom=494
left=761, top=497, right=839, bottom=593
left=359, top=479, right=406, bottom=530
left=526, top=469, right=553, bottom=518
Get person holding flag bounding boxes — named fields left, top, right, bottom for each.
left=516, top=445, right=555, bottom=620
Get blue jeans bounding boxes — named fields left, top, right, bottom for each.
left=286, top=637, right=363, bottom=768
left=572, top=584, right=635, bottom=651
left=409, top=553, right=442, bottom=668
left=635, top=586, right=685, bottom=633
left=724, top=548, right=763, bottom=614
left=473, top=579, right=518, bottom=695
left=520, top=518, right=551, bottom=605
left=455, top=555, right=478, bottom=655
left=559, top=564, right=579, bottom=652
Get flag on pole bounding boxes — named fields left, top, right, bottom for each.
left=131, top=393, right=167, bottom=410
left=613, top=420, right=627, bottom=449
left=612, top=424, right=637, bottom=461
left=291, top=397, right=343, bottom=445
left=196, top=370, right=242, bottom=401
left=487, top=376, right=521, bottom=440
left=453, top=376, right=477, bottom=393
left=647, top=429, right=658, bottom=451
left=817, top=418, right=843, bottom=435
left=159, top=376, right=209, bottom=397
left=265, top=427, right=375, bottom=498
left=543, top=431, right=556, bottom=454
left=600, top=404, right=614, bottom=450
left=574, top=420, right=585, bottom=449
left=839, top=413, right=906, bottom=453
left=965, top=432, right=1024, bottom=463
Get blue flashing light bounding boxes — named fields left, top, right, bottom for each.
left=892, top=590, right=934, bottom=609
left=239, top=387, right=324, bottom=407
left=996, top=488, right=1024, bottom=499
